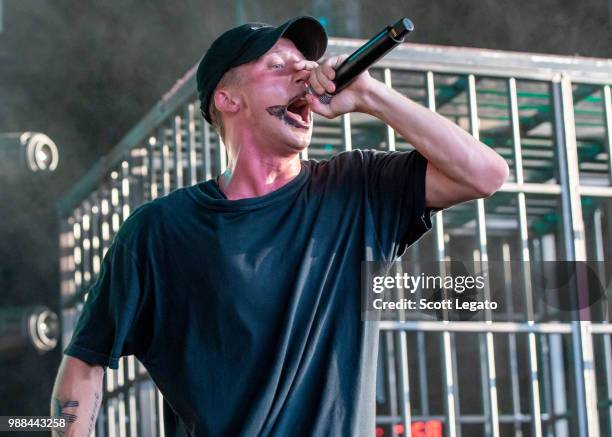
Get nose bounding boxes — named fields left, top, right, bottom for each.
left=293, top=63, right=310, bottom=86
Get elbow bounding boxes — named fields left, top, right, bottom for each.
left=473, top=157, right=509, bottom=198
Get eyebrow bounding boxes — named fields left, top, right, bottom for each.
left=265, top=49, right=304, bottom=59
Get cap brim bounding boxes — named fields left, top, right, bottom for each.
left=278, top=16, right=328, bottom=61
left=233, top=16, right=327, bottom=67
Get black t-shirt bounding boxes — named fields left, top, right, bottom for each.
left=65, top=149, right=433, bottom=436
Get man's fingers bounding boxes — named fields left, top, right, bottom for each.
left=330, top=54, right=349, bottom=69
left=313, top=68, right=335, bottom=94
left=321, top=62, right=336, bottom=80
left=306, top=54, right=349, bottom=96
left=296, top=60, right=319, bottom=71
left=308, top=72, right=325, bottom=95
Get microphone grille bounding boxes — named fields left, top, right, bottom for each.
left=317, top=93, right=333, bottom=104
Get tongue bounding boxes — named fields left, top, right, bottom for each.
left=286, top=108, right=305, bottom=124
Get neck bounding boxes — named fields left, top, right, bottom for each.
left=217, top=139, right=302, bottom=200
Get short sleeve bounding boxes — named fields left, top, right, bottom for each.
left=64, top=236, right=149, bottom=369
left=364, top=149, right=434, bottom=260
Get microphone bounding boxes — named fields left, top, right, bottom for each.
left=307, top=18, right=414, bottom=104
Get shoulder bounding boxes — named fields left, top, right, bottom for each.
left=310, top=149, right=416, bottom=169
left=119, top=187, right=191, bottom=231
left=110, top=188, right=194, bottom=262
left=305, top=149, right=375, bottom=180
left=113, top=200, right=161, bottom=251
left=305, top=149, right=420, bottom=180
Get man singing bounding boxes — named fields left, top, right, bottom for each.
left=51, top=16, right=508, bottom=436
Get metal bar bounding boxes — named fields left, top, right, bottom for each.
left=62, top=218, right=76, bottom=300
left=100, top=184, right=111, bottom=254
left=118, top=393, right=127, bottom=437
left=552, top=74, right=599, bottom=436
left=81, top=201, right=92, bottom=290
left=578, top=185, right=612, bottom=197
left=549, top=333, right=570, bottom=436
left=157, top=389, right=165, bottom=437
left=71, top=209, right=83, bottom=303
left=443, top=332, right=459, bottom=437
left=594, top=209, right=612, bottom=435
left=395, top=331, right=412, bottom=437
left=539, top=335, right=554, bottom=436
left=342, top=113, right=352, bottom=151
left=468, top=73, right=500, bottom=437
left=108, top=398, right=117, bottom=437
left=377, top=412, right=562, bottom=423
left=591, top=325, right=612, bottom=334
left=160, top=127, right=170, bottom=195
left=173, top=115, right=184, bottom=188
left=379, top=321, right=573, bottom=334
left=202, top=117, right=212, bottom=180
left=501, top=244, right=523, bottom=437
left=96, top=401, right=106, bottom=436
left=509, top=78, right=525, bottom=186
left=552, top=75, right=587, bottom=261
left=186, top=104, right=198, bottom=185
left=219, top=136, right=227, bottom=174
left=509, top=75, right=544, bottom=437
left=416, top=332, right=429, bottom=417
left=384, top=68, right=396, bottom=152
left=148, top=136, right=157, bottom=200
left=121, top=160, right=130, bottom=221
left=384, top=332, right=399, bottom=437
left=145, top=383, right=156, bottom=436
left=326, top=40, right=612, bottom=83
left=129, top=386, right=138, bottom=437
left=603, top=85, right=612, bottom=183
left=426, top=69, right=459, bottom=437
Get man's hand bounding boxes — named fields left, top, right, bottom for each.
left=306, top=55, right=378, bottom=118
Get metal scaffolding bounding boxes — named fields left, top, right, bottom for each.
left=57, top=39, right=612, bottom=437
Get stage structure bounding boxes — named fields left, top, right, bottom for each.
left=57, top=39, right=612, bottom=437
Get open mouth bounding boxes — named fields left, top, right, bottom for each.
left=265, top=93, right=312, bottom=130
left=285, top=94, right=311, bottom=127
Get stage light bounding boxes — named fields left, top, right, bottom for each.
left=0, top=306, right=59, bottom=355
left=0, top=132, right=59, bottom=172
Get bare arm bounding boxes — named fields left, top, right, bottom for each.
left=50, top=356, right=104, bottom=437
left=359, top=81, right=509, bottom=209
left=307, top=58, right=510, bottom=209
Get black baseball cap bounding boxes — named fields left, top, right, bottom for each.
left=196, top=16, right=328, bottom=124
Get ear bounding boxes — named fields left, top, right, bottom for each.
left=213, top=89, right=241, bottom=116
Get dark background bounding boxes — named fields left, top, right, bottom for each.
left=0, top=0, right=610, bottom=417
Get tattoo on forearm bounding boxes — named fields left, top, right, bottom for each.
left=52, top=392, right=101, bottom=437
left=52, top=397, right=79, bottom=436
left=87, top=391, right=102, bottom=435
